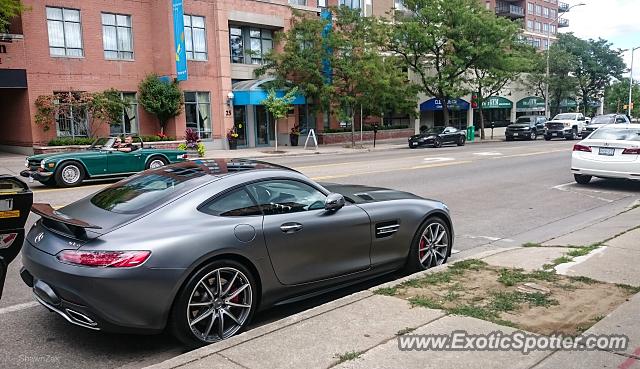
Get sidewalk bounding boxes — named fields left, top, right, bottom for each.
left=147, top=206, right=640, bottom=369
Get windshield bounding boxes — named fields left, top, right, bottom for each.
left=590, top=116, right=615, bottom=125
left=515, top=117, right=532, bottom=124
left=422, top=127, right=444, bottom=135
left=589, top=128, right=640, bottom=141
left=90, top=137, right=116, bottom=150
left=553, top=113, right=577, bottom=120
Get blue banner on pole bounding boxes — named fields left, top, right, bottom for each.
left=321, top=8, right=332, bottom=85
left=172, top=0, right=188, bottom=81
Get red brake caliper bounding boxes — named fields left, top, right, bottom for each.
left=419, top=238, right=426, bottom=260
left=229, top=281, right=241, bottom=303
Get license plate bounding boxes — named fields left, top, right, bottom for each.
left=551, top=133, right=558, bottom=137
left=518, top=133, right=525, bottom=137
left=0, top=199, right=12, bottom=211
left=599, top=147, right=615, bottom=156
left=0, top=210, right=19, bottom=219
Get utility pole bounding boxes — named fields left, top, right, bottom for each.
left=629, top=46, right=639, bottom=119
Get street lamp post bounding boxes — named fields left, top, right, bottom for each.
left=545, top=2, right=586, bottom=119
left=629, top=46, right=639, bottom=119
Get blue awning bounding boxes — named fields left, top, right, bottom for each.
left=420, top=98, right=469, bottom=112
left=232, top=78, right=306, bottom=106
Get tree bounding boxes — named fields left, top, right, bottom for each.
left=471, top=42, right=535, bottom=139
left=258, top=7, right=418, bottom=147
left=605, top=78, right=639, bottom=117
left=385, top=0, right=520, bottom=126
left=0, top=0, right=26, bottom=33
left=556, top=34, right=626, bottom=115
left=261, top=87, right=298, bottom=152
left=138, top=74, right=184, bottom=135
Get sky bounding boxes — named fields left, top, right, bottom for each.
left=560, top=0, right=640, bottom=81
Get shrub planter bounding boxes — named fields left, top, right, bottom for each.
left=228, top=139, right=238, bottom=150
left=290, top=134, right=299, bottom=147
left=316, top=128, right=414, bottom=145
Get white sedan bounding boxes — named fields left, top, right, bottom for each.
left=571, top=124, right=640, bottom=184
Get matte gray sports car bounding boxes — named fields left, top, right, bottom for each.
left=20, top=159, right=453, bottom=347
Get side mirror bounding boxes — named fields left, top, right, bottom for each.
left=324, top=193, right=345, bottom=212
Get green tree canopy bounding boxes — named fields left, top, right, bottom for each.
left=605, top=78, right=639, bottom=117
left=385, top=0, right=522, bottom=126
left=0, top=0, right=26, bottom=33
left=138, top=75, right=184, bottom=135
left=262, top=87, right=299, bottom=151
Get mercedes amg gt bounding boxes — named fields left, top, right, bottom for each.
left=20, top=159, right=453, bottom=347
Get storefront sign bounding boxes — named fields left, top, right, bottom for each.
left=516, top=96, right=545, bottom=111
left=420, top=98, right=470, bottom=111
left=481, top=96, right=513, bottom=109
left=559, top=98, right=577, bottom=108
left=172, top=0, right=188, bottom=81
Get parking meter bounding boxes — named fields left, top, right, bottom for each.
left=0, top=175, right=33, bottom=300
left=372, top=124, right=379, bottom=148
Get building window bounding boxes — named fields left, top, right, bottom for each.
left=550, top=9, right=556, bottom=19
left=527, top=2, right=534, bottom=14
left=535, top=4, right=542, bottom=16
left=185, top=92, right=211, bottom=139
left=551, top=25, right=557, bottom=34
left=289, top=0, right=307, bottom=5
left=535, top=22, right=541, bottom=32
left=54, top=92, right=88, bottom=138
left=543, top=7, right=549, bottom=18
left=340, top=0, right=361, bottom=9
left=184, top=15, right=207, bottom=61
left=543, top=23, right=549, bottom=33
left=229, top=26, right=273, bottom=65
left=102, top=13, right=133, bottom=60
left=394, top=0, right=406, bottom=10
left=534, top=38, right=541, bottom=48
left=46, top=7, right=83, bottom=57
left=110, top=93, right=138, bottom=136
left=544, top=39, right=549, bottom=50
left=527, top=20, right=533, bottom=31
left=318, top=0, right=328, bottom=7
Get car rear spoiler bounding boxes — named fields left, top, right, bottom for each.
left=31, top=203, right=103, bottom=240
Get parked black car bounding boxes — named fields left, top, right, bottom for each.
left=581, top=114, right=631, bottom=138
left=409, top=126, right=466, bottom=148
left=505, top=116, right=547, bottom=141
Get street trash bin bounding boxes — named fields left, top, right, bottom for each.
left=466, top=126, right=475, bottom=142
left=0, top=175, right=33, bottom=300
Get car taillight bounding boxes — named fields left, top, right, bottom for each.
left=573, top=144, right=592, bottom=153
left=57, top=250, right=151, bottom=268
left=178, top=154, right=188, bottom=159
left=622, top=148, right=640, bottom=155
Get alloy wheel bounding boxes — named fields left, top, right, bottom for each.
left=61, top=165, right=81, bottom=184
left=418, top=222, right=449, bottom=268
left=186, top=267, right=253, bottom=343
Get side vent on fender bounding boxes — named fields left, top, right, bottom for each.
left=376, top=221, right=400, bottom=238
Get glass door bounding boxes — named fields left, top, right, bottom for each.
left=234, top=106, right=248, bottom=146
left=255, top=106, right=272, bottom=146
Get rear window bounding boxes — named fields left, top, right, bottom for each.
left=590, top=116, right=615, bottom=125
left=91, top=170, right=210, bottom=213
left=589, top=128, right=640, bottom=141
left=516, top=117, right=532, bottom=124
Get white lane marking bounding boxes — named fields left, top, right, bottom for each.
left=473, top=152, right=503, bottom=156
left=459, top=235, right=515, bottom=242
left=423, top=157, right=455, bottom=163
left=552, top=182, right=615, bottom=203
left=555, top=246, right=607, bottom=275
left=0, top=301, right=40, bottom=315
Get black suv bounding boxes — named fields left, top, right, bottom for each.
left=581, top=114, right=631, bottom=138
left=505, top=116, right=547, bottom=141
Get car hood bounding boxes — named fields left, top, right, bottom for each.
left=28, top=150, right=99, bottom=162
left=411, top=133, right=436, bottom=139
left=546, top=120, right=576, bottom=125
left=507, top=124, right=532, bottom=129
left=321, top=183, right=423, bottom=203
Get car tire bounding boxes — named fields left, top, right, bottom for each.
left=146, top=156, right=168, bottom=169
left=529, top=131, right=537, bottom=140
left=544, top=135, right=551, bottom=141
left=170, top=259, right=258, bottom=349
left=54, top=161, right=85, bottom=187
left=567, top=128, right=579, bottom=140
left=404, top=217, right=451, bottom=274
left=574, top=174, right=592, bottom=185
left=39, top=177, right=57, bottom=187
left=457, top=136, right=466, bottom=146
left=433, top=138, right=442, bottom=148
left=409, top=143, right=418, bottom=149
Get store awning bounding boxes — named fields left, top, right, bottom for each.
left=232, top=78, right=306, bottom=106
left=420, top=98, right=469, bottom=112
left=516, top=96, right=545, bottom=112
left=559, top=98, right=577, bottom=108
left=0, top=69, right=27, bottom=88
left=482, top=96, right=513, bottom=109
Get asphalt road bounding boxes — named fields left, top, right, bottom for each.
left=1, top=139, right=639, bottom=369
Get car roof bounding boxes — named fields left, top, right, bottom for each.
left=158, top=159, right=296, bottom=178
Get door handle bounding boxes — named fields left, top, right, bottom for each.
left=280, top=223, right=303, bottom=233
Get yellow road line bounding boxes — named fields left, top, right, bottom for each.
left=411, top=160, right=472, bottom=170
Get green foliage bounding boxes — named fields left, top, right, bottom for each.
left=0, top=0, right=27, bottom=33
left=140, top=135, right=175, bottom=142
left=262, top=87, right=299, bottom=120
left=138, top=74, right=184, bottom=133
left=605, top=78, right=639, bottom=117
left=334, top=351, right=362, bottom=363
left=47, top=137, right=96, bottom=146
left=386, top=0, right=521, bottom=125
left=408, top=296, right=444, bottom=309
left=177, top=143, right=187, bottom=151
left=91, top=88, right=127, bottom=126
left=196, top=142, right=206, bottom=157
left=374, top=287, right=398, bottom=296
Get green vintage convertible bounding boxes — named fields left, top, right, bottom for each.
left=20, top=137, right=188, bottom=187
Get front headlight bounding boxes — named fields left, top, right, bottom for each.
left=25, top=159, right=29, bottom=168
left=40, top=161, right=45, bottom=169
left=563, top=122, right=571, bottom=127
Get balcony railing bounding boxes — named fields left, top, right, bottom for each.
left=557, top=18, right=569, bottom=27
left=558, top=2, right=570, bottom=12
left=495, top=2, right=525, bottom=19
